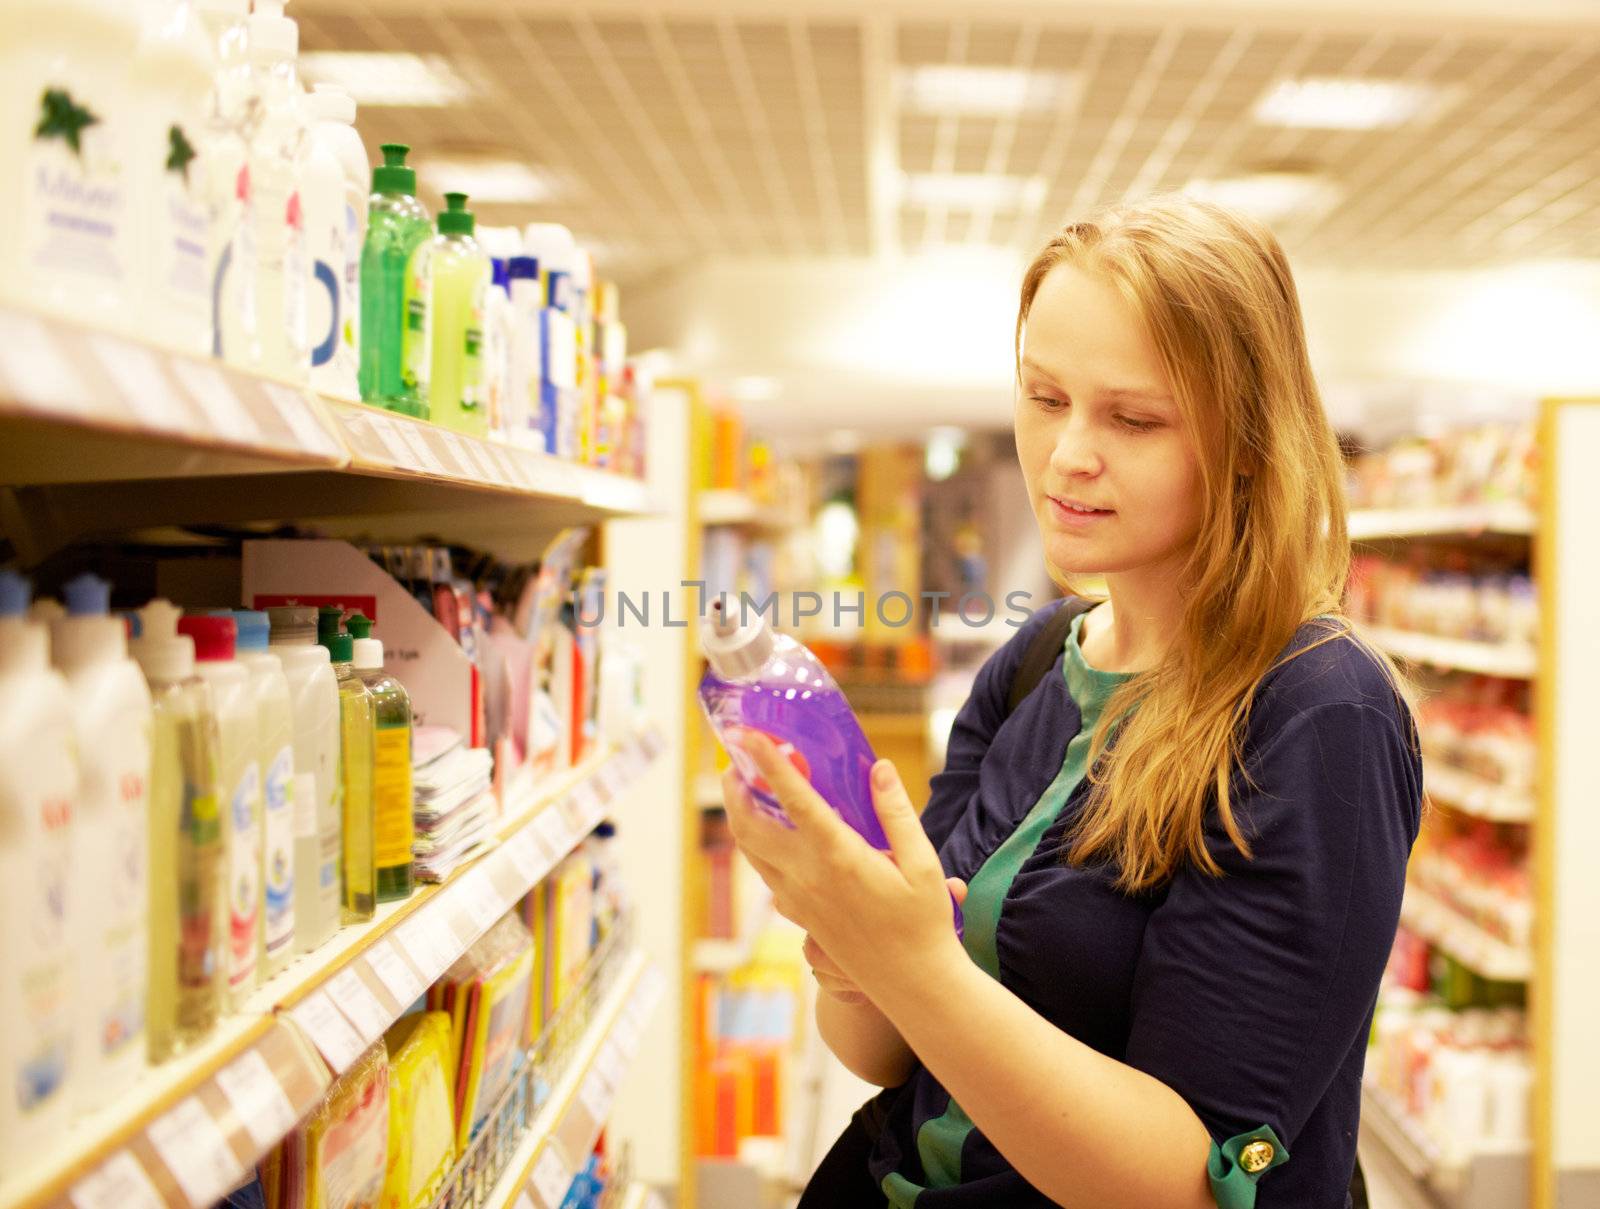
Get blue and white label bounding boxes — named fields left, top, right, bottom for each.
left=263, top=746, right=295, bottom=957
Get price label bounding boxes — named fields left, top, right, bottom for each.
left=326, top=967, right=392, bottom=1043
left=70, top=1152, right=166, bottom=1209
left=595, top=1038, right=626, bottom=1089
left=394, top=914, right=453, bottom=980
left=456, top=872, right=505, bottom=933
left=576, top=1068, right=612, bottom=1123
left=365, top=941, right=425, bottom=1008
left=394, top=420, right=447, bottom=474
left=534, top=808, right=570, bottom=856
left=437, top=431, right=474, bottom=476
left=504, top=830, right=548, bottom=883
left=531, top=1147, right=573, bottom=1206
left=146, top=1097, right=241, bottom=1209
left=263, top=383, right=338, bottom=455
left=289, top=988, right=366, bottom=1073
left=87, top=336, right=190, bottom=430
left=0, top=311, right=97, bottom=415
left=214, top=1048, right=298, bottom=1148
left=490, top=446, right=524, bottom=485
left=370, top=416, right=415, bottom=466
left=512, top=1191, right=535, bottom=1209
left=457, top=437, right=499, bottom=482
left=171, top=359, right=262, bottom=440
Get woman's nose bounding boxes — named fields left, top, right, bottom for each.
left=1049, top=418, right=1102, bottom=478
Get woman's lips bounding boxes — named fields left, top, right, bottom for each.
left=1047, top=495, right=1115, bottom=528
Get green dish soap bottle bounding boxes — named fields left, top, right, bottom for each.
left=318, top=608, right=375, bottom=923
left=358, top=143, right=432, bottom=419
left=428, top=192, right=491, bottom=437
left=345, top=614, right=414, bottom=903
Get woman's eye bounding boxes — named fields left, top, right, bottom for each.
left=1030, top=395, right=1067, bottom=411
left=1117, top=415, right=1161, bottom=432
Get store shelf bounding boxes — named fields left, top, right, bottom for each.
left=0, top=304, right=655, bottom=563
left=696, top=489, right=797, bottom=531
left=1350, top=505, right=1537, bottom=542
left=485, top=952, right=667, bottom=1209
left=1424, top=762, right=1536, bottom=823
left=692, top=884, right=778, bottom=975
left=9, top=724, right=663, bottom=1209
left=1359, top=1081, right=1530, bottom=1209
left=1365, top=626, right=1538, bottom=679
left=1400, top=885, right=1533, bottom=983
left=617, top=1182, right=666, bottom=1209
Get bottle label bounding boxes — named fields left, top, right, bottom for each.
left=263, top=746, right=295, bottom=957
left=340, top=199, right=361, bottom=370
left=372, top=726, right=414, bottom=869
left=401, top=245, right=432, bottom=395
left=157, top=121, right=210, bottom=322
left=178, top=788, right=221, bottom=994
left=283, top=190, right=308, bottom=358
left=21, top=85, right=127, bottom=290
left=16, top=788, right=73, bottom=1113
left=98, top=757, right=149, bottom=1059
left=721, top=724, right=810, bottom=821
left=228, top=762, right=260, bottom=988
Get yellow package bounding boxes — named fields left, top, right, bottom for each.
left=381, top=1012, right=457, bottom=1209
left=305, top=1041, right=390, bottom=1209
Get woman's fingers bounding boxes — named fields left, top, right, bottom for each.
left=868, top=758, right=942, bottom=884
left=947, top=876, right=969, bottom=906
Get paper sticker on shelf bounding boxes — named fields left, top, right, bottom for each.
left=87, top=336, right=191, bottom=431
left=0, top=310, right=98, bottom=416
left=456, top=872, right=506, bottom=933
left=326, top=966, right=393, bottom=1043
left=595, top=1038, right=626, bottom=1089
left=577, top=1068, right=612, bottom=1123
left=534, top=808, right=571, bottom=856
left=170, top=359, right=263, bottom=441
left=504, top=829, right=548, bottom=883
left=513, top=1191, right=535, bottom=1209
left=289, top=987, right=367, bottom=1073
left=368, top=416, right=416, bottom=466
left=146, top=1096, right=243, bottom=1209
left=214, top=1047, right=299, bottom=1149
left=393, top=420, right=448, bottom=474
left=70, top=1151, right=167, bottom=1209
left=366, top=941, right=425, bottom=1008
left=531, top=1147, right=574, bottom=1206
left=263, top=384, right=338, bottom=456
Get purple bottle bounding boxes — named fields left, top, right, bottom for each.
left=698, top=600, right=963, bottom=935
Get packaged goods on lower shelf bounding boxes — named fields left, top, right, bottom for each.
left=1417, top=677, right=1536, bottom=797
left=1368, top=991, right=1532, bottom=1163
left=382, top=1012, right=457, bottom=1209
left=1347, top=420, right=1537, bottom=512
left=1409, top=815, right=1533, bottom=951
left=264, top=1041, right=392, bottom=1209
left=1348, top=556, right=1537, bottom=647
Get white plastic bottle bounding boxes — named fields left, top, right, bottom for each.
left=0, top=572, right=78, bottom=1168
left=176, top=613, right=260, bottom=1003
left=246, top=0, right=309, bottom=383
left=0, top=0, right=139, bottom=328
left=307, top=83, right=367, bottom=400
left=227, top=611, right=295, bottom=980
left=53, top=574, right=151, bottom=1114
left=266, top=606, right=341, bottom=953
left=195, top=0, right=259, bottom=367
left=129, top=0, right=216, bottom=355
left=505, top=255, right=542, bottom=448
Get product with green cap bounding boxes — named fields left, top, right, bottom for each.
left=360, top=142, right=433, bottom=417
left=346, top=613, right=415, bottom=902
left=427, top=190, right=491, bottom=437
left=132, top=600, right=226, bottom=1062
left=323, top=613, right=377, bottom=922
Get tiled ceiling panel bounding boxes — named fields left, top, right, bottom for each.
left=297, top=0, right=1600, bottom=285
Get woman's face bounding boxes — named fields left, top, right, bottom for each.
left=1015, top=262, right=1204, bottom=585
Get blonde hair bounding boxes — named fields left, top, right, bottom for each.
left=1017, top=193, right=1407, bottom=893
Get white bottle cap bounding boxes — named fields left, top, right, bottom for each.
left=248, top=0, right=297, bottom=59
left=700, top=598, right=774, bottom=680
left=131, top=599, right=197, bottom=682
left=195, top=0, right=248, bottom=18
left=352, top=636, right=384, bottom=671
left=310, top=82, right=356, bottom=124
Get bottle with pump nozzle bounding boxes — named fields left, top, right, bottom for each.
left=698, top=600, right=963, bottom=936
left=54, top=574, right=151, bottom=1111
left=346, top=613, right=414, bottom=902
left=428, top=193, right=491, bottom=437
left=0, top=571, right=78, bottom=1166
left=267, top=605, right=341, bottom=952
left=131, top=599, right=226, bottom=1062
left=224, top=610, right=296, bottom=977
left=319, top=608, right=375, bottom=922
left=176, top=613, right=261, bottom=1002
left=359, top=143, right=432, bottom=417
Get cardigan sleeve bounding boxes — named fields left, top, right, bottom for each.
left=1121, top=698, right=1421, bottom=1202
left=919, top=600, right=1068, bottom=851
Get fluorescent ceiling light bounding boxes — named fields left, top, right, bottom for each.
left=421, top=159, right=554, bottom=204
left=899, top=65, right=1077, bottom=116
left=1185, top=173, right=1343, bottom=222
left=299, top=52, right=472, bottom=107
left=901, top=172, right=1047, bottom=211
left=1254, top=77, right=1439, bottom=130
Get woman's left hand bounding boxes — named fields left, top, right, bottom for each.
left=722, top=731, right=968, bottom=1000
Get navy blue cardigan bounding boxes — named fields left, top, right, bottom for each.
left=868, top=598, right=1422, bottom=1207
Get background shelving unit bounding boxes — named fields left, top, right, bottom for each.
left=0, top=300, right=680, bottom=1209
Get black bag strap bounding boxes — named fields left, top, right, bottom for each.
left=1004, top=597, right=1098, bottom=718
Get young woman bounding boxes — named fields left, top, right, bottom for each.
left=721, top=194, right=1422, bottom=1208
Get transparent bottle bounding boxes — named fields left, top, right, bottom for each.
left=132, top=600, right=226, bottom=1062
left=427, top=192, right=491, bottom=436
left=359, top=143, right=432, bottom=417
left=346, top=613, right=413, bottom=903
left=320, top=610, right=375, bottom=923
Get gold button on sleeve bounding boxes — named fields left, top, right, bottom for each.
left=1239, top=1140, right=1275, bottom=1174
